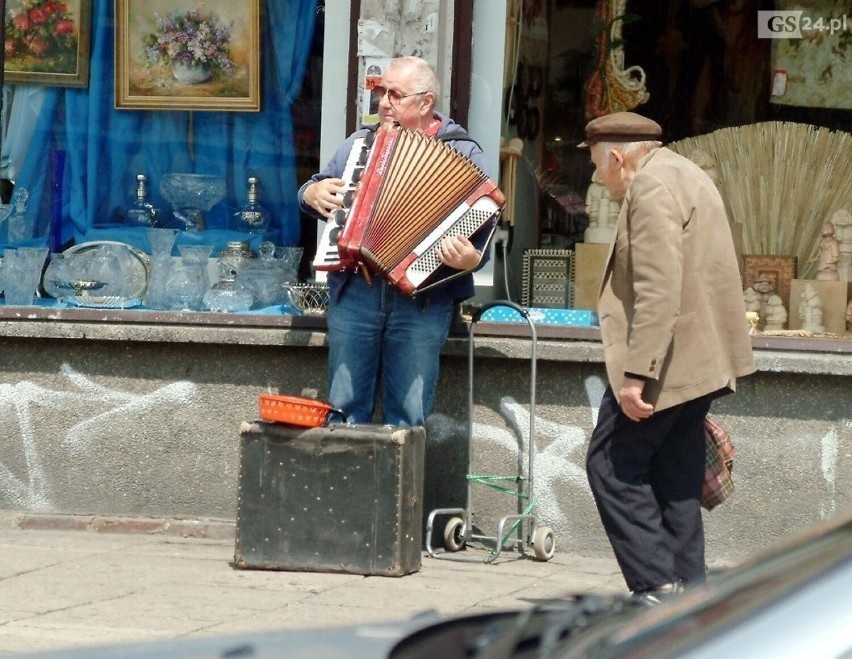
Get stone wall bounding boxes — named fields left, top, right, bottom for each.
left=1, top=314, right=849, bottom=564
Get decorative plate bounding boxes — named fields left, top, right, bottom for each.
left=44, top=241, right=150, bottom=302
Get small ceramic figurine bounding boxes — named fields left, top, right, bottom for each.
left=830, top=209, right=852, bottom=281
left=746, top=311, right=760, bottom=334
left=585, top=171, right=602, bottom=228
left=809, top=221, right=840, bottom=281
left=583, top=172, right=618, bottom=244
left=763, top=294, right=787, bottom=331
left=743, top=286, right=761, bottom=313
left=799, top=283, right=825, bottom=334
left=750, top=275, right=775, bottom=327
left=743, top=286, right=762, bottom=328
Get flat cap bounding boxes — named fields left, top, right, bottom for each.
left=578, top=112, right=662, bottom=148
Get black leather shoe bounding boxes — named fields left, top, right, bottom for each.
left=630, top=581, right=683, bottom=607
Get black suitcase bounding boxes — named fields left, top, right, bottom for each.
left=234, top=421, right=426, bottom=577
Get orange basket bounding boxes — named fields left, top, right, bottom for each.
left=258, top=394, right=341, bottom=428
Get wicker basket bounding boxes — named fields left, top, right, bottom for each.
left=259, top=394, right=339, bottom=427
left=284, top=282, right=330, bottom=315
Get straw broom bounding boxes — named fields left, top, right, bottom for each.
left=669, top=122, right=852, bottom=279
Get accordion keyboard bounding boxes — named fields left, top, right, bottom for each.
left=312, top=132, right=372, bottom=271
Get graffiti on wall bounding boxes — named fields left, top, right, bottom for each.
left=0, top=363, right=847, bottom=531
left=0, top=363, right=199, bottom=510
left=428, top=374, right=849, bottom=534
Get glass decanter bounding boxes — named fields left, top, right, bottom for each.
left=240, top=241, right=283, bottom=307
left=203, top=261, right=254, bottom=312
left=233, top=176, right=271, bottom=235
left=6, top=187, right=32, bottom=243
left=126, top=174, right=160, bottom=227
left=167, top=244, right=213, bottom=311
left=217, top=240, right=257, bottom=278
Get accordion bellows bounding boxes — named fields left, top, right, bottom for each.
left=315, top=124, right=505, bottom=295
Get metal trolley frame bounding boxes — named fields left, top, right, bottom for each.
left=425, top=300, right=556, bottom=563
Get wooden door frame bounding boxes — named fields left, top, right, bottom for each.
left=450, top=0, right=473, bottom=128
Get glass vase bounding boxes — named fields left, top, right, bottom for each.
left=167, top=244, right=213, bottom=311
left=144, top=228, right=178, bottom=309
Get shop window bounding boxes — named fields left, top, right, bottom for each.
left=0, top=1, right=319, bottom=313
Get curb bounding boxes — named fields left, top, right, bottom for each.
left=0, top=511, right=236, bottom=541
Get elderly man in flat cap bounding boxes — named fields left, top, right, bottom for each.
left=580, top=112, right=755, bottom=605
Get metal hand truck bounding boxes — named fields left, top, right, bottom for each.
left=425, top=300, right=556, bottom=563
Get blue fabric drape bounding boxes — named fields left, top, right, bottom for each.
left=9, top=0, right=317, bottom=253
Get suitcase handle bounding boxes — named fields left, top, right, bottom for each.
left=471, top=299, right=529, bottom=324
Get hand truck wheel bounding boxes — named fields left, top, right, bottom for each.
left=531, top=525, right=555, bottom=561
left=443, top=516, right=466, bottom=552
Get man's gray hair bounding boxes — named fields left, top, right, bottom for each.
left=598, top=140, right=661, bottom=167
left=391, top=56, right=439, bottom=96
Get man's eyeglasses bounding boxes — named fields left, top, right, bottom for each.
left=372, top=86, right=428, bottom=106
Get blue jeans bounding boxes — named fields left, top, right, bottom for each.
left=326, top=273, right=453, bottom=426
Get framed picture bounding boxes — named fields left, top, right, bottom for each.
left=114, top=0, right=261, bottom=112
left=3, top=0, right=92, bottom=88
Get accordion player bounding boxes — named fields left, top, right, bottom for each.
left=308, top=123, right=505, bottom=297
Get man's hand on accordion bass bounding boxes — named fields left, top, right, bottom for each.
left=437, top=235, right=482, bottom=271
left=304, top=178, right=346, bottom=218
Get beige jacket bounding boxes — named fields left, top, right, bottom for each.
left=598, top=147, right=755, bottom=411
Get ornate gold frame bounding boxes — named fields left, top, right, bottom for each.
left=114, top=0, right=261, bottom=112
left=3, top=0, right=92, bottom=88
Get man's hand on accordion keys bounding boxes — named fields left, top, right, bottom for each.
left=304, top=178, right=346, bottom=219
left=436, top=235, right=482, bottom=271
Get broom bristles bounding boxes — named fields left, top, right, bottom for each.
left=669, top=121, right=852, bottom=279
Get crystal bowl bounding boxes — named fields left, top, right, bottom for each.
left=159, top=173, right=226, bottom=211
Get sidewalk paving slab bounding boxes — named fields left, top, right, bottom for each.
left=0, top=513, right=627, bottom=656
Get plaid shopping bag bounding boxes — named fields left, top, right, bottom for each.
left=701, top=417, right=736, bottom=511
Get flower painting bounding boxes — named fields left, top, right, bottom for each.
left=3, top=0, right=91, bottom=87
left=115, top=0, right=260, bottom=112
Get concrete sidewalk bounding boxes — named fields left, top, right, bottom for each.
left=0, top=513, right=627, bottom=656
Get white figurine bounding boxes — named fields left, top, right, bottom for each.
left=584, top=172, right=602, bottom=231
left=746, top=311, right=760, bottom=334
left=583, top=172, right=618, bottom=244
left=799, top=283, right=825, bottom=334
left=830, top=209, right=852, bottom=281
left=743, top=286, right=761, bottom=313
left=763, top=294, right=787, bottom=331
left=750, top=276, right=775, bottom=328
left=809, top=221, right=840, bottom=281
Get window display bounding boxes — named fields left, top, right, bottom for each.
left=0, top=1, right=318, bottom=314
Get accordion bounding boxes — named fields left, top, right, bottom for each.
left=312, top=124, right=505, bottom=295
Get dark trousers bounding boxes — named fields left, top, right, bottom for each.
left=586, top=386, right=712, bottom=592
